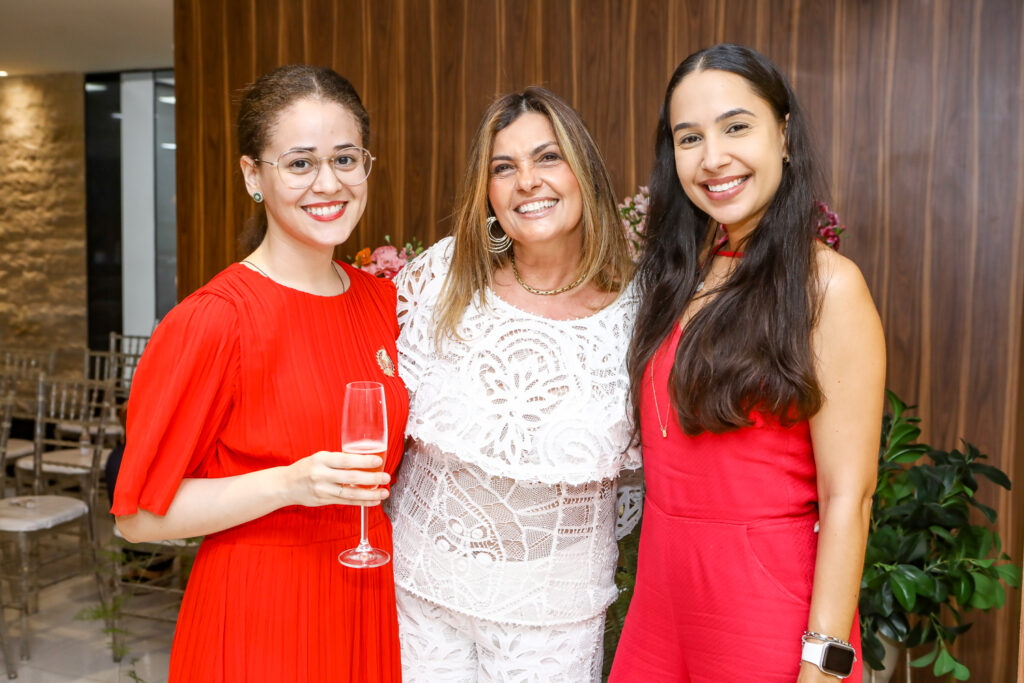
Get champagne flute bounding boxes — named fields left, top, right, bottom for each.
left=337, top=381, right=391, bottom=568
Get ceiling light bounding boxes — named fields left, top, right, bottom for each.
left=85, top=83, right=108, bottom=92
left=158, top=95, right=176, bottom=105
left=0, top=71, right=8, bottom=78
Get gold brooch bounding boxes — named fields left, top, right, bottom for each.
left=376, top=347, right=395, bottom=377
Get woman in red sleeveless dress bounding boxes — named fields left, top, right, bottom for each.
left=611, top=44, right=884, bottom=682
left=112, top=66, right=406, bottom=682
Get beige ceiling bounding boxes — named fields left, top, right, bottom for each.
left=0, top=0, right=172, bottom=76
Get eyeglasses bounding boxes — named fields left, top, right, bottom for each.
left=253, top=147, right=375, bottom=189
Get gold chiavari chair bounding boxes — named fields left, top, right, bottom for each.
left=15, top=351, right=123, bottom=498
left=14, top=374, right=112, bottom=509
left=0, top=376, right=97, bottom=670
left=0, top=349, right=55, bottom=482
left=108, top=331, right=149, bottom=358
left=107, top=332, right=148, bottom=398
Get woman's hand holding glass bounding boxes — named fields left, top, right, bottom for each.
left=283, top=449, right=390, bottom=508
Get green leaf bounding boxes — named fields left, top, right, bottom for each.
left=890, top=571, right=916, bottom=611
left=860, top=629, right=886, bottom=671
left=909, top=648, right=938, bottom=667
left=953, top=572, right=972, bottom=605
left=929, top=525, right=955, bottom=544
left=888, top=421, right=920, bottom=447
left=900, top=565, right=935, bottom=596
left=971, top=500, right=999, bottom=524
left=890, top=612, right=909, bottom=638
left=953, top=661, right=971, bottom=680
left=969, top=463, right=1011, bottom=489
left=996, top=563, right=1022, bottom=588
left=934, top=648, right=955, bottom=676
left=969, top=572, right=997, bottom=609
left=880, top=580, right=894, bottom=616
left=890, top=448, right=928, bottom=463
left=994, top=580, right=1007, bottom=608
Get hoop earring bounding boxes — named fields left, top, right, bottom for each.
left=486, top=216, right=511, bottom=254
left=253, top=191, right=263, bottom=203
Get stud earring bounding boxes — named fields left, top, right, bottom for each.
left=486, top=216, right=511, bottom=254
left=782, top=154, right=790, bottom=165
left=253, top=191, right=263, bottom=203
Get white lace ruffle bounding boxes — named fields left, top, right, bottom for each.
left=395, top=238, right=641, bottom=486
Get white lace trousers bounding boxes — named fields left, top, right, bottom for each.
left=396, top=586, right=605, bottom=682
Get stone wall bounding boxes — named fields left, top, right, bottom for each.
left=0, top=73, right=87, bottom=377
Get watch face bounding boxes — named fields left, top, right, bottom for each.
left=822, top=643, right=856, bottom=676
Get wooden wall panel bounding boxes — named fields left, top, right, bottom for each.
left=174, top=1, right=1024, bottom=679
left=926, top=1, right=974, bottom=449
left=632, top=0, right=670, bottom=193
left=537, top=1, right=575, bottom=101
left=975, top=1, right=1024, bottom=678
left=432, top=0, right=465, bottom=239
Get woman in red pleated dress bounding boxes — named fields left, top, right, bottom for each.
left=610, top=44, right=885, bottom=682
left=111, top=65, right=406, bottom=682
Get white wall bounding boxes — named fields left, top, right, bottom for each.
left=119, top=73, right=156, bottom=336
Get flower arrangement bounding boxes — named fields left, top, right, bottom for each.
left=618, top=186, right=650, bottom=261
left=616, top=186, right=845, bottom=259
left=815, top=200, right=845, bottom=250
left=352, top=235, right=424, bottom=279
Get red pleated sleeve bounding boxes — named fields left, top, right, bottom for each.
left=111, top=290, right=240, bottom=516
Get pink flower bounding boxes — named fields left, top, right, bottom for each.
left=351, top=235, right=424, bottom=279
left=359, top=245, right=408, bottom=279
left=634, top=187, right=649, bottom=214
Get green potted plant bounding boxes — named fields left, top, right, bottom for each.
left=860, top=392, right=1021, bottom=680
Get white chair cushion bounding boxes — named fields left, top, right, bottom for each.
left=4, top=438, right=33, bottom=458
left=15, top=447, right=112, bottom=474
left=56, top=421, right=124, bottom=438
left=0, top=495, right=88, bottom=531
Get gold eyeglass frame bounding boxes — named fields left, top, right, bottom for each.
left=252, top=146, right=376, bottom=189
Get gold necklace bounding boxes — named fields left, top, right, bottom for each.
left=510, top=254, right=586, bottom=296
left=651, top=345, right=669, bottom=438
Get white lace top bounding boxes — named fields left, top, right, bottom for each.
left=390, top=237, right=641, bottom=625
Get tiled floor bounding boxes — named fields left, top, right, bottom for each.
left=2, top=573, right=173, bottom=682
left=1, top=511, right=175, bottom=683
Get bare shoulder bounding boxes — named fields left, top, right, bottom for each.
left=811, top=243, right=883, bottom=362
left=813, top=242, right=873, bottom=311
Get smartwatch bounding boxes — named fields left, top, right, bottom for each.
left=801, top=638, right=856, bottom=678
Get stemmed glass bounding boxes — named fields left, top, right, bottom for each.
left=337, top=381, right=391, bottom=568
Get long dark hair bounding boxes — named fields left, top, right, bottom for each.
left=236, top=65, right=370, bottom=253
left=628, top=43, right=826, bottom=437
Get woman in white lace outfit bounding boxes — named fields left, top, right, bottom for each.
left=390, top=87, right=639, bottom=682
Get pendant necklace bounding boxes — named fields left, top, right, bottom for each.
left=650, top=345, right=670, bottom=438
left=242, top=259, right=347, bottom=291
left=654, top=243, right=746, bottom=438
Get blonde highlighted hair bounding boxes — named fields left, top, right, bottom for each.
left=434, top=86, right=633, bottom=343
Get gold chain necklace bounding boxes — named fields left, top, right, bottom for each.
left=510, top=254, right=585, bottom=296
left=651, top=345, right=669, bottom=438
